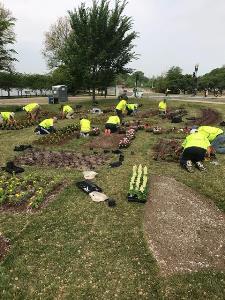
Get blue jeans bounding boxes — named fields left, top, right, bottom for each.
left=211, top=133, right=225, bottom=154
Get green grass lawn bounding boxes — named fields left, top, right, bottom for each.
left=0, top=98, right=225, bottom=299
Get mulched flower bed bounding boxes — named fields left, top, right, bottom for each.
left=0, top=173, right=61, bottom=210
left=187, top=108, right=221, bottom=125
left=14, top=149, right=110, bottom=170
left=153, top=139, right=181, bottom=161
left=136, top=109, right=158, bottom=118
left=33, top=124, right=79, bottom=146
left=88, top=134, right=126, bottom=149
left=0, top=235, right=10, bottom=261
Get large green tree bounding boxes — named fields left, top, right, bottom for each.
left=0, top=2, right=17, bottom=71
left=63, top=0, right=138, bottom=101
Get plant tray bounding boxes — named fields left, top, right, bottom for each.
left=127, top=193, right=147, bottom=203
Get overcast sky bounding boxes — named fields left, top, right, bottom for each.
left=2, top=0, right=225, bottom=77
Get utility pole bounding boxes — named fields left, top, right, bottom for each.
left=193, top=64, right=199, bottom=96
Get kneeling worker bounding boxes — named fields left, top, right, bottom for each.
left=179, top=128, right=210, bottom=172
left=126, top=103, right=138, bottom=116
left=0, top=112, right=16, bottom=125
left=198, top=126, right=225, bottom=154
left=23, top=103, right=40, bottom=121
left=61, top=105, right=74, bottom=119
left=158, top=99, right=167, bottom=116
left=36, top=117, right=57, bottom=135
left=80, top=117, right=91, bottom=137
left=116, top=95, right=128, bottom=122
left=105, top=115, right=121, bottom=135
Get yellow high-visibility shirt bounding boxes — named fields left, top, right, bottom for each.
left=106, top=116, right=121, bottom=125
left=39, top=118, right=54, bottom=129
left=1, top=112, right=13, bottom=120
left=182, top=132, right=210, bottom=150
left=23, top=103, right=39, bottom=113
left=127, top=104, right=138, bottom=111
left=158, top=101, right=167, bottom=110
left=116, top=100, right=127, bottom=113
left=63, top=105, right=74, bottom=113
left=198, top=126, right=223, bottom=142
left=80, top=119, right=91, bottom=132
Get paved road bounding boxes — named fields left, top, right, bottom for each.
left=1, top=94, right=225, bottom=106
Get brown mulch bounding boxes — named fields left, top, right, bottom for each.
left=153, top=139, right=181, bottom=161
left=187, top=108, right=221, bottom=126
left=0, top=235, right=10, bottom=261
left=144, top=176, right=225, bottom=276
left=136, top=109, right=158, bottom=118
left=88, top=134, right=125, bottom=149
left=14, top=149, right=110, bottom=170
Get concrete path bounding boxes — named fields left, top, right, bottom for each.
left=144, top=175, right=225, bottom=276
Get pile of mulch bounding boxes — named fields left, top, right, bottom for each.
left=144, top=176, right=225, bottom=276
left=14, top=149, right=110, bottom=170
left=153, top=139, right=181, bottom=161
left=187, top=108, right=221, bottom=125
left=136, top=109, right=158, bottom=118
left=0, top=235, right=10, bottom=261
left=88, top=134, right=126, bottom=149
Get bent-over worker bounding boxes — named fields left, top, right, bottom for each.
left=35, top=117, right=57, bottom=135
left=105, top=115, right=121, bottom=135
left=23, top=103, right=40, bottom=121
left=198, top=126, right=225, bottom=154
left=0, top=112, right=16, bottom=125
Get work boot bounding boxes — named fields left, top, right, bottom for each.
left=185, top=160, right=194, bottom=173
left=196, top=161, right=206, bottom=171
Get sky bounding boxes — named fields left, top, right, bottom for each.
left=2, top=0, right=225, bottom=77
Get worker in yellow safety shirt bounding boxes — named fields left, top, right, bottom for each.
left=126, top=103, right=140, bottom=116
left=23, top=103, right=40, bottom=121
left=0, top=112, right=16, bottom=125
left=198, top=126, right=225, bottom=154
left=61, top=105, right=74, bottom=119
left=104, top=115, right=121, bottom=135
left=179, top=128, right=211, bottom=172
left=80, top=117, right=91, bottom=137
left=158, top=99, right=167, bottom=116
left=35, top=117, right=57, bottom=135
left=115, top=94, right=128, bottom=122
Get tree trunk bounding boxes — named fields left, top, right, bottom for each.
left=92, top=87, right=96, bottom=103
left=104, top=88, right=107, bottom=98
left=7, top=89, right=10, bottom=97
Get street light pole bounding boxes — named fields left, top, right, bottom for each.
left=193, top=64, right=199, bottom=96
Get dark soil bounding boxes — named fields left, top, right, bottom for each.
left=0, top=235, right=10, bottom=261
left=144, top=175, right=225, bottom=276
left=14, top=149, right=110, bottom=170
left=153, top=139, right=181, bottom=161
left=88, top=134, right=125, bottom=149
left=136, top=109, right=158, bottom=118
left=187, top=108, right=221, bottom=125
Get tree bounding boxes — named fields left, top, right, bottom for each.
left=63, top=0, right=138, bottom=101
left=0, top=2, right=17, bottom=71
left=43, top=16, right=71, bottom=69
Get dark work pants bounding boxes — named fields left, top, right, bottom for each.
left=180, top=147, right=206, bottom=165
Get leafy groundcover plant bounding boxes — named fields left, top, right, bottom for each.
left=0, top=173, right=60, bottom=209
left=128, top=164, right=148, bottom=203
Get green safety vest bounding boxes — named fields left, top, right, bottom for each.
left=116, top=100, right=127, bottom=113
left=106, top=116, right=121, bottom=125
left=127, top=104, right=137, bottom=111
left=39, top=118, right=54, bottom=128
left=158, top=101, right=167, bottom=110
left=63, top=105, right=74, bottom=113
left=23, top=103, right=39, bottom=112
left=1, top=112, right=13, bottom=120
left=198, top=126, right=223, bottom=142
left=80, top=119, right=91, bottom=132
left=182, top=132, right=210, bottom=150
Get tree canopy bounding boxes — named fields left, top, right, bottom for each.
left=0, top=2, right=17, bottom=71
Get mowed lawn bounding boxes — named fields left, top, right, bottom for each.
left=0, top=98, right=225, bottom=299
